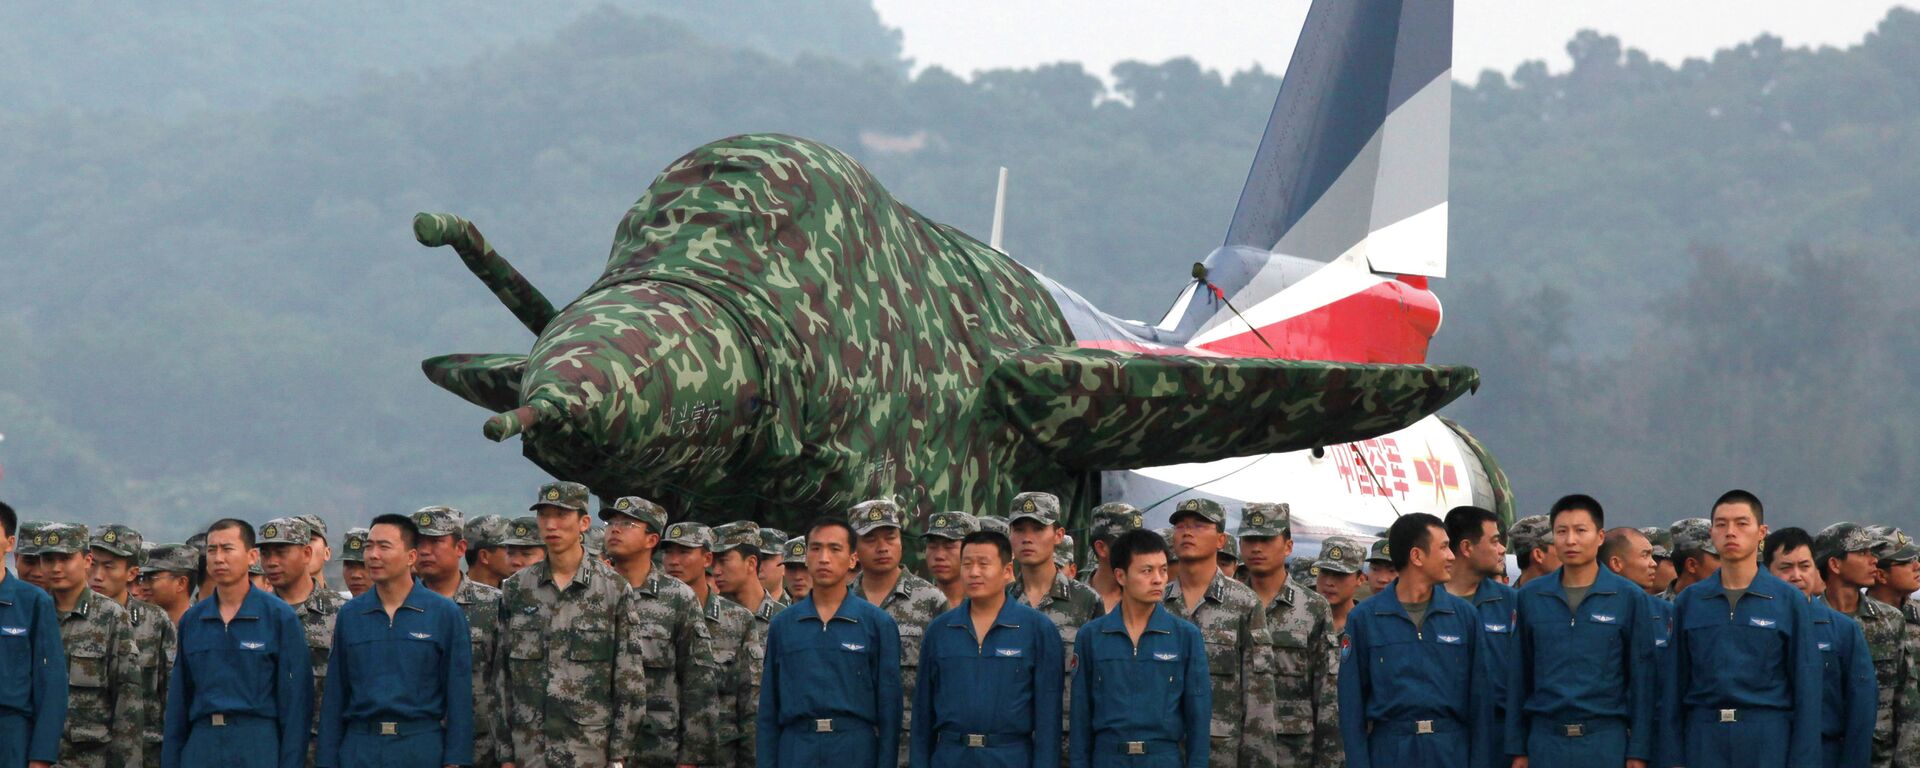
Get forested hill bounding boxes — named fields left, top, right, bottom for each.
left=4, top=6, right=1920, bottom=537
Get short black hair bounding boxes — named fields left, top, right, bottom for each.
left=1444, top=506, right=1501, bottom=555
left=1549, top=494, right=1605, bottom=529
left=1109, top=529, right=1171, bottom=573
left=1713, top=489, right=1765, bottom=523
left=206, top=519, right=256, bottom=549
left=960, top=530, right=1013, bottom=565
left=0, top=500, right=14, bottom=537
left=1764, top=526, right=1814, bottom=569
left=1599, top=527, right=1642, bottom=568
left=1388, top=513, right=1445, bottom=571
left=805, top=516, right=857, bottom=548
left=370, top=514, right=419, bottom=549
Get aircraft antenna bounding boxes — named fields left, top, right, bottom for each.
left=989, top=166, right=1009, bottom=253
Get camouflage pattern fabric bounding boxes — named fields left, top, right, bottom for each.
left=467, top=515, right=512, bottom=549
left=1010, top=569, right=1104, bottom=759
left=851, top=568, right=948, bottom=756
left=15, top=519, right=49, bottom=555
left=1898, top=600, right=1920, bottom=765
left=128, top=596, right=176, bottom=768
left=625, top=568, right=712, bottom=766
left=56, top=587, right=143, bottom=768
left=340, top=528, right=370, bottom=562
left=1846, top=595, right=1908, bottom=768
left=454, top=576, right=507, bottom=768
left=1087, top=502, right=1145, bottom=544
left=690, top=591, right=753, bottom=768
left=1640, top=527, right=1673, bottom=560
left=1437, top=416, right=1515, bottom=529
left=497, top=556, right=644, bottom=768
left=290, top=578, right=344, bottom=763
left=1163, top=569, right=1270, bottom=768
left=1247, top=581, right=1342, bottom=768
left=731, top=596, right=784, bottom=768
left=414, top=134, right=1478, bottom=533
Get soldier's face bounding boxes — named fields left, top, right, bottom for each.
left=88, top=551, right=135, bottom=600
left=341, top=562, right=372, bottom=596
left=1768, top=544, right=1818, bottom=597
left=17, top=553, right=44, bottom=587
left=507, top=545, right=545, bottom=572
left=1316, top=570, right=1360, bottom=607
left=1551, top=510, right=1601, bottom=568
left=662, top=543, right=712, bottom=586
left=413, top=534, right=464, bottom=581
left=308, top=538, right=331, bottom=576
left=205, top=528, right=251, bottom=588
left=1414, top=525, right=1454, bottom=582
left=855, top=526, right=901, bottom=573
left=1833, top=550, right=1878, bottom=589
left=1608, top=530, right=1657, bottom=590
left=1216, top=555, right=1238, bottom=578
left=145, top=571, right=191, bottom=605
left=924, top=538, right=963, bottom=583
left=1239, top=535, right=1292, bottom=577
left=1653, top=558, right=1676, bottom=591
left=809, top=525, right=858, bottom=588
left=603, top=518, right=658, bottom=561
left=784, top=563, right=811, bottom=599
left=364, top=524, right=418, bottom=586
left=1118, top=550, right=1169, bottom=605
left=1884, top=559, right=1920, bottom=593
left=961, top=542, right=1014, bottom=600
left=1365, top=563, right=1396, bottom=594
left=1710, top=503, right=1766, bottom=563
left=259, top=543, right=311, bottom=590
left=1467, top=520, right=1508, bottom=577
left=759, top=555, right=786, bottom=595
left=1009, top=520, right=1059, bottom=567
left=43, top=551, right=90, bottom=592
left=1171, top=516, right=1222, bottom=562
left=536, top=508, right=591, bottom=556
left=712, top=550, right=758, bottom=597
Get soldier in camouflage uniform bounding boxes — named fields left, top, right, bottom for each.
left=506, top=516, right=546, bottom=575
left=16, top=519, right=51, bottom=590
left=411, top=506, right=508, bottom=768
left=464, top=514, right=516, bottom=589
left=89, top=523, right=176, bottom=768
left=755, top=527, right=789, bottom=605
left=1005, top=492, right=1104, bottom=763
left=1666, top=517, right=1720, bottom=600
left=1238, top=503, right=1341, bottom=768
left=598, top=494, right=711, bottom=766
left=259, top=515, right=344, bottom=766
left=1217, top=535, right=1241, bottom=582
left=38, top=523, right=142, bottom=768
left=1313, top=536, right=1365, bottom=636
left=1288, top=556, right=1317, bottom=591
left=1057, top=533, right=1077, bottom=580
left=659, top=521, right=748, bottom=768
left=923, top=511, right=978, bottom=610
left=977, top=515, right=1010, bottom=538
left=713, top=521, right=787, bottom=768
left=780, top=536, right=810, bottom=602
left=847, top=499, right=949, bottom=764
left=1081, top=504, right=1142, bottom=616
left=141, top=542, right=200, bottom=625
left=1163, top=498, right=1270, bottom=768
left=1812, top=522, right=1906, bottom=768
left=1642, top=526, right=1676, bottom=597
left=1509, top=514, right=1556, bottom=589
left=497, top=481, right=647, bottom=768
left=1862, top=525, right=1920, bottom=765
left=339, top=527, right=372, bottom=598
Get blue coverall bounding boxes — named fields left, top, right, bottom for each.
left=0, top=571, right=67, bottom=767
left=316, top=582, right=475, bottom=768
left=1468, top=576, right=1517, bottom=768
left=1667, top=569, right=1822, bottom=768
left=1811, top=596, right=1875, bottom=768
left=757, top=592, right=903, bottom=768
left=164, top=585, right=314, bottom=768
left=909, top=597, right=1063, bottom=768
left=1068, top=602, right=1210, bottom=768
left=1504, top=566, right=1655, bottom=767
left=1337, top=581, right=1492, bottom=768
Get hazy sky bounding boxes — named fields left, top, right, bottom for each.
left=872, top=1, right=1919, bottom=82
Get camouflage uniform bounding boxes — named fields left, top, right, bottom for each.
left=40, top=523, right=143, bottom=768
left=1661, top=518, right=1718, bottom=601
left=1007, top=492, right=1104, bottom=759
left=1163, top=499, right=1270, bottom=768
left=847, top=499, right=948, bottom=761
left=91, top=523, right=177, bottom=768
left=261, top=516, right=342, bottom=766
left=692, top=588, right=752, bottom=768
left=713, top=521, right=787, bottom=768
left=1238, top=503, right=1341, bottom=768
left=1814, top=522, right=1906, bottom=768
left=414, top=505, right=510, bottom=768
left=1860, top=524, right=1920, bottom=766
left=601, top=497, right=713, bottom=767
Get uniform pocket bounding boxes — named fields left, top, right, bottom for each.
left=1203, top=628, right=1241, bottom=678
left=898, top=624, right=925, bottom=669
left=65, top=643, right=112, bottom=743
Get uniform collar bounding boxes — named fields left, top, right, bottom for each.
left=1545, top=565, right=1622, bottom=601
left=946, top=596, right=1023, bottom=634
left=1006, top=570, right=1076, bottom=603
left=1694, top=569, right=1778, bottom=601
left=1471, top=576, right=1509, bottom=607
left=1369, top=580, right=1456, bottom=620
left=60, top=585, right=100, bottom=620
left=357, top=580, right=430, bottom=615
left=1164, top=568, right=1232, bottom=607
left=794, top=593, right=862, bottom=625
left=537, top=557, right=604, bottom=592
left=1100, top=601, right=1176, bottom=635
left=855, top=568, right=920, bottom=605
left=198, top=585, right=275, bottom=622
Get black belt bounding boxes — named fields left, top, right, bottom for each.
left=1530, top=716, right=1625, bottom=738
left=937, top=731, right=1030, bottom=748
left=348, top=718, right=442, bottom=737
left=1093, top=736, right=1179, bottom=755
left=1372, top=716, right=1464, bottom=736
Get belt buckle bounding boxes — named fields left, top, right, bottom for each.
left=380, top=722, right=398, bottom=736
left=1416, top=720, right=1435, bottom=735
left=211, top=713, right=227, bottom=727
left=815, top=719, right=834, bottom=733
left=1720, top=709, right=1737, bottom=723
left=1126, top=741, right=1146, bottom=755
left=966, top=734, right=985, bottom=748
left=1565, top=724, right=1584, bottom=738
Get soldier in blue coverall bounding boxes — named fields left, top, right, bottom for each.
left=1666, top=490, right=1821, bottom=768
left=910, top=529, right=1062, bottom=768
left=1069, top=528, right=1210, bottom=768
left=1763, top=526, right=1874, bottom=768
left=164, top=519, right=314, bottom=768
left=758, top=517, right=902, bottom=768
left=1339, top=512, right=1492, bottom=768
left=1598, top=526, right=1676, bottom=768
left=317, top=514, right=474, bottom=768
left=0, top=501, right=68, bottom=768
left=1444, top=505, right=1517, bottom=768
left=1504, top=495, right=1655, bottom=768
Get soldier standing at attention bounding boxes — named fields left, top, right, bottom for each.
left=38, top=523, right=141, bottom=768
left=1442, top=505, right=1516, bottom=768
left=165, top=518, right=313, bottom=768
left=661, top=520, right=743, bottom=768
left=463, top=515, right=516, bottom=589
left=411, top=506, right=506, bottom=768
left=1162, top=498, right=1266, bottom=768
left=1338, top=513, right=1491, bottom=768
left=0, top=502, right=68, bottom=768
left=1069, top=529, right=1210, bottom=768
left=780, top=537, right=810, bottom=603
left=1084, top=503, right=1145, bottom=614
left=296, top=515, right=335, bottom=593
left=1767, top=527, right=1875, bottom=768
left=1508, top=515, right=1558, bottom=589
left=1504, top=495, right=1654, bottom=768
left=922, top=512, right=978, bottom=611
left=339, top=528, right=372, bottom=598
left=1007, top=492, right=1104, bottom=756
left=1364, top=539, right=1398, bottom=596
left=1312, top=536, right=1365, bottom=636
left=1236, top=503, right=1341, bottom=768
left=496, top=482, right=645, bottom=768
left=849, top=499, right=949, bottom=763
left=316, top=514, right=474, bottom=768
left=1598, top=526, right=1674, bottom=767
left=1812, top=521, right=1904, bottom=768
left=1058, top=535, right=1079, bottom=582
left=1216, top=538, right=1240, bottom=583
left=755, top=528, right=789, bottom=606
left=911, top=529, right=1063, bottom=768
left=260, top=515, right=345, bottom=766
left=141, top=543, right=200, bottom=625
left=15, top=520, right=51, bottom=591
left=503, top=517, right=546, bottom=576
left=1667, top=490, right=1820, bottom=768
left=757, top=517, right=902, bottom=768
left=1859, top=526, right=1920, bottom=764
left=714, top=521, right=788, bottom=768
left=599, top=496, right=709, bottom=767
left=1665, top=518, right=1721, bottom=600
left=88, top=523, right=176, bottom=768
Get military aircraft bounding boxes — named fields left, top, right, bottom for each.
left=410, top=0, right=1498, bottom=545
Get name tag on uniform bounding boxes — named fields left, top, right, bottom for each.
left=1818, top=642, right=1833, bottom=651
left=841, top=642, right=866, bottom=652
left=1484, top=623, right=1510, bottom=633
left=1436, top=634, right=1464, bottom=645
left=409, top=632, right=433, bottom=640
left=1153, top=652, right=1179, bottom=661
left=1590, top=613, right=1617, bottom=624
left=0, top=626, right=25, bottom=636
left=1750, top=618, right=1776, bottom=628
left=995, top=648, right=1023, bottom=657
left=241, top=641, right=266, bottom=650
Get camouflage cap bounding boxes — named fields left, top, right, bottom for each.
left=1055, top=534, right=1076, bottom=567
left=1315, top=536, right=1365, bottom=574
left=1008, top=491, right=1061, bottom=526
left=1670, top=517, right=1718, bottom=557
left=583, top=526, right=607, bottom=558
left=34, top=522, right=89, bottom=555
left=249, top=557, right=263, bottom=575
left=1155, top=527, right=1176, bottom=547
left=1868, top=524, right=1920, bottom=563
left=977, top=516, right=1010, bottom=537
left=1640, top=526, right=1673, bottom=560
left=531, top=480, right=591, bottom=512
left=1508, top=514, right=1553, bottom=556
left=14, top=520, right=49, bottom=556
left=89, top=523, right=144, bottom=560
left=599, top=496, right=668, bottom=533
left=782, top=536, right=807, bottom=565
left=756, top=527, right=788, bottom=557
left=410, top=506, right=464, bottom=538
left=295, top=514, right=329, bottom=541
left=185, top=531, right=208, bottom=554
left=505, top=516, right=541, bottom=547
left=1288, top=555, right=1317, bottom=586
left=257, top=517, right=312, bottom=547
left=1237, top=502, right=1290, bottom=538
left=1814, top=522, right=1879, bottom=565
left=661, top=521, right=715, bottom=550
left=1366, top=538, right=1393, bottom=565
left=1169, top=498, right=1226, bottom=527
left=925, top=511, right=979, bottom=541
left=848, top=499, right=904, bottom=536
left=144, top=543, right=199, bottom=574
left=1218, top=535, right=1240, bottom=563
left=711, top=521, right=762, bottom=554
left=465, top=514, right=511, bottom=548
left=1088, top=502, right=1146, bottom=543
left=340, top=527, right=371, bottom=563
